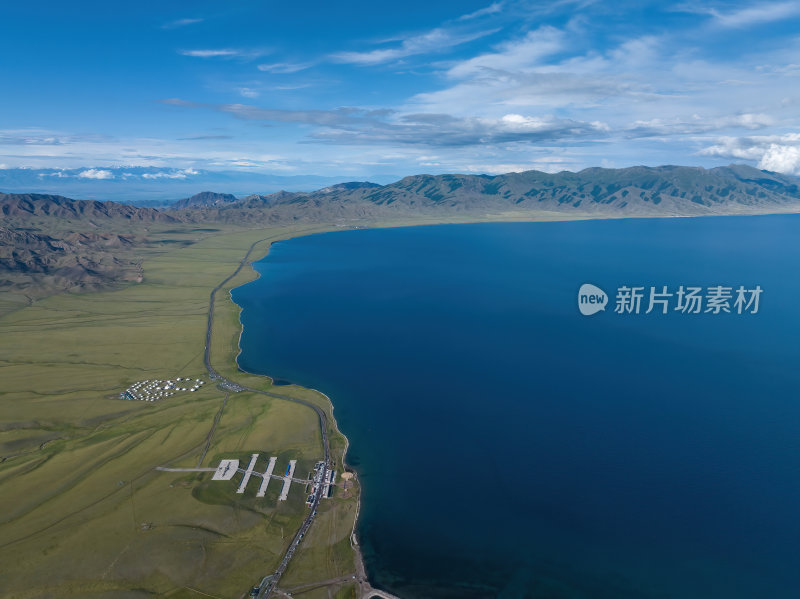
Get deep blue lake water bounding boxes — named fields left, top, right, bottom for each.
left=232, top=217, right=800, bottom=598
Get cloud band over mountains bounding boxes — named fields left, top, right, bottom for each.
left=3, top=1, right=800, bottom=176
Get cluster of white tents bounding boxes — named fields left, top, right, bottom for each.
left=120, top=377, right=205, bottom=402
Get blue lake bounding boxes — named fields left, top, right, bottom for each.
left=232, top=217, right=800, bottom=598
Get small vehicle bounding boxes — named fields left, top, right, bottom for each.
left=249, top=587, right=260, bottom=597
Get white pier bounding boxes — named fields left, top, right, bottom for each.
left=236, top=453, right=259, bottom=494
left=256, top=456, right=278, bottom=497
left=278, top=460, right=297, bottom=501
left=211, top=459, right=239, bottom=481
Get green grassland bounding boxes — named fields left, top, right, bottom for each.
left=0, top=222, right=233, bottom=318
left=0, top=224, right=362, bottom=598
left=0, top=211, right=600, bottom=598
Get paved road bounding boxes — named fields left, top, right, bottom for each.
left=202, top=235, right=332, bottom=599
left=364, top=590, right=403, bottom=599
left=155, top=467, right=216, bottom=472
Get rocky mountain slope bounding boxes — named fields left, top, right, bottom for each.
left=4, top=165, right=800, bottom=308
left=1, top=193, right=177, bottom=223
left=167, top=165, right=800, bottom=224
left=0, top=227, right=144, bottom=300
left=0, top=194, right=181, bottom=305
left=171, top=191, right=239, bottom=210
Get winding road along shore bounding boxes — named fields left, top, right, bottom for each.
left=203, top=235, right=400, bottom=599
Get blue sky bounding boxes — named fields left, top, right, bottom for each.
left=2, top=0, right=800, bottom=184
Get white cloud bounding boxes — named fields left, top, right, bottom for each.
left=308, top=110, right=607, bottom=146
left=141, top=168, right=200, bottom=179
left=626, top=113, right=775, bottom=136
left=677, top=1, right=800, bottom=28
left=331, top=27, right=498, bottom=66
left=699, top=133, right=800, bottom=174
left=257, top=62, right=314, bottom=74
left=180, top=49, right=239, bottom=58
left=0, top=128, right=113, bottom=146
left=445, top=26, right=565, bottom=78
left=758, top=143, right=800, bottom=173
left=179, top=48, right=268, bottom=59
left=498, top=113, right=595, bottom=134
left=162, top=18, right=203, bottom=29
left=77, top=169, right=113, bottom=179
left=409, top=29, right=638, bottom=116
left=459, top=2, right=503, bottom=21
left=212, top=157, right=295, bottom=170
left=464, top=156, right=577, bottom=174
left=728, top=113, right=775, bottom=129
left=271, top=83, right=314, bottom=91
left=408, top=21, right=800, bottom=150
left=8, top=6, right=800, bottom=179
left=464, top=162, right=535, bottom=174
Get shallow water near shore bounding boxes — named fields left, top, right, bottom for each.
left=233, top=217, right=800, bottom=598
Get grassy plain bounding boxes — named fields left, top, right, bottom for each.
left=0, top=223, right=362, bottom=598
left=0, top=210, right=603, bottom=598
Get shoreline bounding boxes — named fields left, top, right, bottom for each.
left=7, top=210, right=796, bottom=597
left=220, top=209, right=800, bottom=597
left=224, top=229, right=388, bottom=598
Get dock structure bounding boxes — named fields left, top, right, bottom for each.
left=322, top=470, right=336, bottom=498
left=256, top=456, right=277, bottom=498
left=236, top=453, right=259, bottom=494
left=278, top=460, right=297, bottom=501
left=211, top=459, right=239, bottom=481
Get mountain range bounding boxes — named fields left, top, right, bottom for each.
left=3, top=164, right=800, bottom=309
left=1, top=192, right=177, bottom=223
left=168, top=165, right=800, bottom=222
left=0, top=167, right=397, bottom=203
